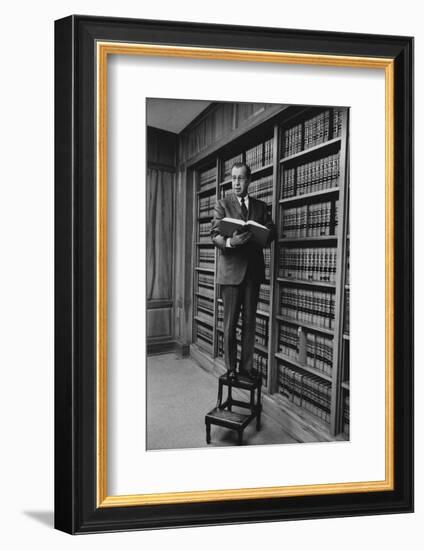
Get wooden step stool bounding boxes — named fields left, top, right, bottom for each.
left=205, top=373, right=262, bottom=445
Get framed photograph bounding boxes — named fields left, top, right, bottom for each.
left=54, top=15, right=413, bottom=533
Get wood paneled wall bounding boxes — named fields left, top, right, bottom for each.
left=179, top=102, right=274, bottom=162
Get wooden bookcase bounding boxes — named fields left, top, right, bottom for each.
left=191, top=105, right=350, bottom=438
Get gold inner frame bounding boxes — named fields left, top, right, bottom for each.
left=96, top=42, right=395, bottom=508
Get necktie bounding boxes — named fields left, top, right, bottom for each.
left=240, top=197, right=248, bottom=220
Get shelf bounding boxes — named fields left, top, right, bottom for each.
left=275, top=352, right=333, bottom=382
left=255, top=342, right=269, bottom=354
left=196, top=338, right=214, bottom=354
left=278, top=235, right=338, bottom=243
left=198, top=309, right=215, bottom=319
left=276, top=315, right=334, bottom=336
left=219, top=178, right=232, bottom=187
left=195, top=266, right=215, bottom=273
left=195, top=291, right=214, bottom=300
left=280, top=137, right=342, bottom=164
left=256, top=309, right=270, bottom=317
left=279, top=187, right=339, bottom=204
left=251, top=162, right=273, bottom=176
left=277, top=277, right=336, bottom=289
left=197, top=285, right=214, bottom=292
left=194, top=315, right=214, bottom=327
left=219, top=163, right=273, bottom=187
left=197, top=183, right=217, bottom=195
left=190, top=106, right=349, bottom=438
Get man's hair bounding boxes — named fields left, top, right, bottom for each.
left=231, top=162, right=251, bottom=179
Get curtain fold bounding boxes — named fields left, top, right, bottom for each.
left=146, top=168, right=174, bottom=301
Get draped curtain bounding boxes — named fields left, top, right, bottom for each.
left=146, top=168, right=174, bottom=301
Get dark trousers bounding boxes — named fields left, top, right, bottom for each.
left=221, top=274, right=260, bottom=374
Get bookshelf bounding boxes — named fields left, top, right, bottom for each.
left=193, top=164, right=218, bottom=357
left=190, top=106, right=349, bottom=438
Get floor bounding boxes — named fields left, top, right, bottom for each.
left=146, top=353, right=298, bottom=450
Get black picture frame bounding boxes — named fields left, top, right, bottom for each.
left=54, top=15, right=414, bottom=534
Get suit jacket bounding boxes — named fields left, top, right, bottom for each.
left=211, top=194, right=276, bottom=285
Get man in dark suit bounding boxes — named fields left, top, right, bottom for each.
left=211, top=162, right=276, bottom=379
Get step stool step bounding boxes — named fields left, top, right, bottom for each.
left=205, top=407, right=251, bottom=428
left=219, top=373, right=260, bottom=390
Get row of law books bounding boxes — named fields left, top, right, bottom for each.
left=198, top=220, right=213, bottom=241
left=304, top=110, right=330, bottom=150
left=306, top=332, right=333, bottom=376
left=280, top=288, right=335, bottom=329
left=198, top=272, right=214, bottom=288
left=280, top=200, right=338, bottom=238
left=279, top=247, right=337, bottom=282
left=280, top=153, right=340, bottom=199
left=282, top=111, right=330, bottom=158
left=264, top=248, right=271, bottom=279
left=263, top=138, right=274, bottom=166
left=296, top=154, right=340, bottom=196
left=278, top=323, right=298, bottom=359
left=333, top=108, right=344, bottom=139
left=198, top=249, right=215, bottom=269
left=199, top=166, right=217, bottom=189
left=278, top=363, right=331, bottom=423
left=196, top=285, right=214, bottom=300
left=258, top=284, right=270, bottom=312
left=217, top=301, right=223, bottom=330
left=248, top=175, right=273, bottom=204
left=197, top=295, right=214, bottom=316
left=223, top=152, right=243, bottom=180
left=278, top=323, right=333, bottom=376
left=245, top=143, right=264, bottom=172
left=217, top=330, right=224, bottom=356
left=282, top=122, right=302, bottom=158
left=245, top=138, right=274, bottom=172
left=255, top=316, right=269, bottom=347
left=198, top=194, right=216, bottom=218
left=222, top=138, right=274, bottom=180
left=196, top=323, right=213, bottom=347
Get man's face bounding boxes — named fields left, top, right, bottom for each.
left=231, top=166, right=250, bottom=197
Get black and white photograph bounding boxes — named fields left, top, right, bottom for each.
left=0, top=0, right=417, bottom=542
left=146, top=98, right=350, bottom=450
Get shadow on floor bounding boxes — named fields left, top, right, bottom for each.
left=23, top=510, right=54, bottom=528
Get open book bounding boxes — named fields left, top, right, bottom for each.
left=218, top=218, right=270, bottom=247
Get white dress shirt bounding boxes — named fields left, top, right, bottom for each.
left=226, top=195, right=249, bottom=248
